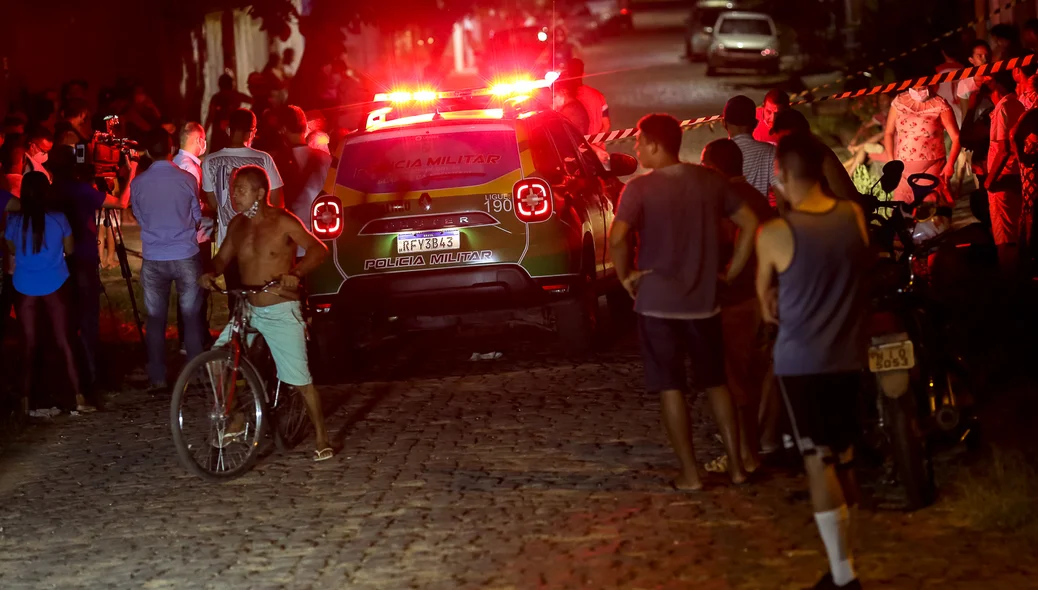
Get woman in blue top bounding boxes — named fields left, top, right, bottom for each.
left=4, top=172, right=94, bottom=415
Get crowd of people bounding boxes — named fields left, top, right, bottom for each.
left=597, top=21, right=1038, bottom=590
left=607, top=98, right=873, bottom=588
left=843, top=20, right=1038, bottom=276
left=0, top=62, right=338, bottom=459
left=8, top=17, right=1038, bottom=586
left=602, top=24, right=1038, bottom=586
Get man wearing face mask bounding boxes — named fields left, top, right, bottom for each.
left=174, top=122, right=215, bottom=351
left=199, top=165, right=332, bottom=462
left=884, top=85, right=960, bottom=206
left=25, top=128, right=53, bottom=181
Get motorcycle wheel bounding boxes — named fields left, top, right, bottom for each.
left=883, top=392, right=936, bottom=510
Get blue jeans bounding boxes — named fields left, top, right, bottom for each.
left=141, top=256, right=204, bottom=385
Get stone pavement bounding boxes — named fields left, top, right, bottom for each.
left=1, top=336, right=1036, bottom=589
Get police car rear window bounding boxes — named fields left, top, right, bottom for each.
left=336, top=126, right=521, bottom=194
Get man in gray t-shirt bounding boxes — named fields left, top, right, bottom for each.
left=609, top=114, right=759, bottom=491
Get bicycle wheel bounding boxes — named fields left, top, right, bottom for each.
left=170, top=348, right=268, bottom=481
left=246, top=336, right=310, bottom=451
left=272, top=383, right=311, bottom=451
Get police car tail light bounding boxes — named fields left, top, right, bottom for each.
left=312, top=196, right=343, bottom=240
left=513, top=179, right=552, bottom=223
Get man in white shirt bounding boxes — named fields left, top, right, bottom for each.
left=201, top=109, right=284, bottom=248
left=174, top=122, right=210, bottom=240
left=173, top=123, right=205, bottom=185
left=173, top=121, right=213, bottom=350
left=956, top=40, right=992, bottom=101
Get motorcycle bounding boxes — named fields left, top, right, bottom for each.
left=860, top=162, right=981, bottom=510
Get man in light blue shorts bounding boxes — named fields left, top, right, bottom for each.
left=200, top=165, right=333, bottom=461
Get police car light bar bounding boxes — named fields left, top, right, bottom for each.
left=373, top=74, right=556, bottom=104
left=365, top=109, right=506, bottom=131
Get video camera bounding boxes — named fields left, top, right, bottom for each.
left=91, top=115, right=140, bottom=178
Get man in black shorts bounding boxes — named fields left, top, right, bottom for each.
left=757, top=134, right=869, bottom=589
left=609, top=114, right=759, bottom=490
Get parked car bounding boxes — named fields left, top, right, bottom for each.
left=706, top=11, right=780, bottom=76
left=685, top=0, right=743, bottom=61
left=561, top=0, right=633, bottom=44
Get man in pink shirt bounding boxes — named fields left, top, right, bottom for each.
left=565, top=58, right=610, bottom=135
left=985, top=71, right=1027, bottom=274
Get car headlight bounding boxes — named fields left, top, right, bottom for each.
left=715, top=43, right=726, bottom=52
left=761, top=47, right=778, bottom=57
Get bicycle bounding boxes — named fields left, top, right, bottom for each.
left=170, top=280, right=312, bottom=481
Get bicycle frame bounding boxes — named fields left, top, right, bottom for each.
left=222, top=300, right=248, bottom=415
left=212, top=280, right=279, bottom=417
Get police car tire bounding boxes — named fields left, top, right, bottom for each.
left=556, top=269, right=599, bottom=355
left=308, top=319, right=348, bottom=383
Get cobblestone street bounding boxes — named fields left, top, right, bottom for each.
left=1, top=330, right=1036, bottom=589
left=3, top=7, right=1038, bottom=590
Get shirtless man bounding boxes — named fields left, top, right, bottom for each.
left=199, top=165, right=333, bottom=461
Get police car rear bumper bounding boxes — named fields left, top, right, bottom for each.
left=312, top=264, right=580, bottom=317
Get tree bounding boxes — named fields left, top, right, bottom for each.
left=246, top=0, right=481, bottom=107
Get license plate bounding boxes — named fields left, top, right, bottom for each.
left=396, top=230, right=460, bottom=254
left=868, top=340, right=915, bottom=372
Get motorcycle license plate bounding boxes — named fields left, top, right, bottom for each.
left=868, top=340, right=915, bottom=372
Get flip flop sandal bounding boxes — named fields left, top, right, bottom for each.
left=76, top=405, right=98, bottom=414
left=313, top=448, right=334, bottom=462
left=704, top=455, right=729, bottom=474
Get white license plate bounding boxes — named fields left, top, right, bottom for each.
left=396, top=230, right=460, bottom=254
left=868, top=340, right=915, bottom=373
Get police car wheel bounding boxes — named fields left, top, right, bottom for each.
left=555, top=269, right=599, bottom=355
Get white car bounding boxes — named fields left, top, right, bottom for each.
left=706, top=11, right=780, bottom=76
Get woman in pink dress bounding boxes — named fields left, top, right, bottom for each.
left=883, top=86, right=961, bottom=205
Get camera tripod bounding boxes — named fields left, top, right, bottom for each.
left=101, top=207, right=144, bottom=343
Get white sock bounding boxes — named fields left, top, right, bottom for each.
left=814, top=506, right=856, bottom=586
